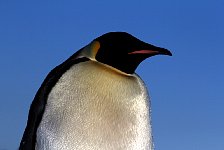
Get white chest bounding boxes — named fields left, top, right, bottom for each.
left=36, top=61, right=152, bottom=150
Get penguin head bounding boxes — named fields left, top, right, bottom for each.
left=78, top=32, right=172, bottom=74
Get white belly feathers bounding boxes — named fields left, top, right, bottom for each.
left=36, top=61, right=152, bottom=150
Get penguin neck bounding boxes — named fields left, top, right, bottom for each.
left=95, top=60, right=135, bottom=77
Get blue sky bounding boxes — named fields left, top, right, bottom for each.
left=1, top=0, right=224, bottom=149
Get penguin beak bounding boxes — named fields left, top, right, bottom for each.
left=126, top=39, right=172, bottom=57
left=128, top=47, right=172, bottom=56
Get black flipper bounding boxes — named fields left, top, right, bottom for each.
left=19, top=51, right=90, bottom=150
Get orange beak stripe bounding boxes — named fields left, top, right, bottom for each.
left=128, top=50, right=159, bottom=55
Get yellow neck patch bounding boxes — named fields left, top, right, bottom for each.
left=77, top=41, right=100, bottom=61
left=90, top=41, right=100, bottom=59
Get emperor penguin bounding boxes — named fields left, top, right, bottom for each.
left=19, top=32, right=172, bottom=150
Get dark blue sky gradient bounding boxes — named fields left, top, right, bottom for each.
left=1, top=0, right=224, bottom=149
